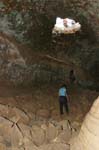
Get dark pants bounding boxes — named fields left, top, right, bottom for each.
left=59, top=96, right=69, bottom=115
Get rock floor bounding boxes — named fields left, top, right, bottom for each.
left=0, top=83, right=98, bottom=150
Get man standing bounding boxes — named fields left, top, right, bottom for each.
left=59, top=84, right=69, bottom=116
left=69, top=69, right=76, bottom=84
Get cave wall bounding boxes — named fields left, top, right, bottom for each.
left=0, top=0, right=99, bottom=85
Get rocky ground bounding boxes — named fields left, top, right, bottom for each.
left=0, top=81, right=98, bottom=150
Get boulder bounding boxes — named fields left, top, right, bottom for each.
left=31, top=125, right=45, bottom=146
left=0, top=116, right=13, bottom=141
left=10, top=124, right=23, bottom=149
left=18, top=123, right=32, bottom=140
left=70, top=96, right=99, bottom=150
left=41, top=123, right=58, bottom=142
left=10, top=107, right=29, bottom=124
left=23, top=137, right=40, bottom=150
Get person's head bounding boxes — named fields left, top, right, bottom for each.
left=63, top=19, right=67, bottom=26
left=70, top=69, right=74, bottom=74
left=61, top=84, right=67, bottom=88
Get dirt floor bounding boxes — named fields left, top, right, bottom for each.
left=0, top=80, right=98, bottom=124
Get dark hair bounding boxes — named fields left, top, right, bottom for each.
left=70, top=69, right=74, bottom=74
left=61, top=84, right=66, bottom=88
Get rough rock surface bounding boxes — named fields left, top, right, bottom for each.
left=0, top=33, right=71, bottom=85
left=70, top=96, right=99, bottom=150
left=0, top=83, right=97, bottom=150
left=0, top=103, right=73, bottom=150
left=0, top=0, right=99, bottom=84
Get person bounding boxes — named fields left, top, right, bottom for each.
left=69, top=69, right=76, bottom=84
left=63, top=18, right=76, bottom=28
left=59, top=84, right=69, bottom=116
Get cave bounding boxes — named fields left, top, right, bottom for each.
left=0, top=0, right=99, bottom=149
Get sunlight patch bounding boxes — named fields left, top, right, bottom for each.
left=52, top=17, right=81, bottom=35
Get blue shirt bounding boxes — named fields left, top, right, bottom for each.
left=59, top=87, right=67, bottom=96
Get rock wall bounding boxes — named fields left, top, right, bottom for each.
left=70, top=96, right=99, bottom=150
left=0, top=33, right=69, bottom=85
left=0, top=0, right=99, bottom=85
